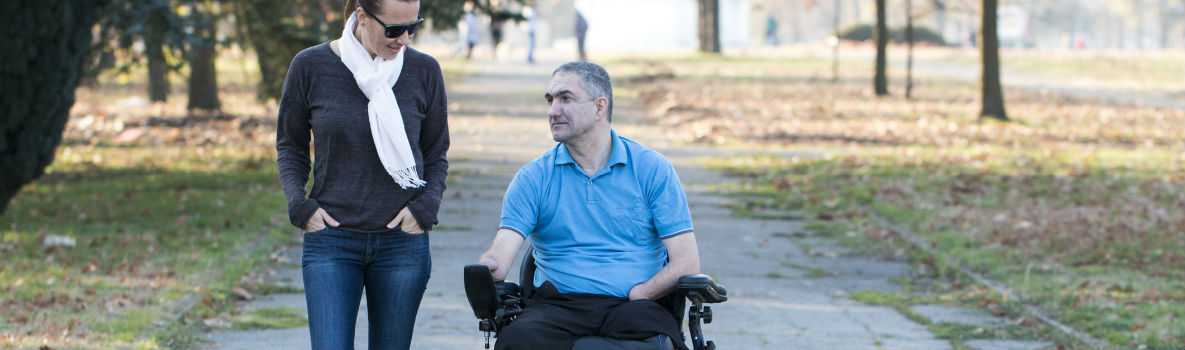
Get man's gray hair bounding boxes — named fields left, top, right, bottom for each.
left=553, top=61, right=613, bottom=122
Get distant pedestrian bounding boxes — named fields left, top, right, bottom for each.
left=464, top=3, right=479, bottom=60
left=525, top=6, right=537, bottom=64
left=575, top=7, right=588, bottom=61
left=490, top=15, right=506, bottom=59
left=765, top=14, right=779, bottom=46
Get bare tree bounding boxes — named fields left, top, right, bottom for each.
left=186, top=0, right=220, bottom=112
left=0, top=1, right=106, bottom=212
left=874, top=0, right=890, bottom=96
left=698, top=0, right=721, bottom=53
left=144, top=3, right=171, bottom=102
left=906, top=0, right=915, bottom=99
left=980, top=0, right=1007, bottom=120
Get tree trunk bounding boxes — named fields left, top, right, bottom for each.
left=874, top=0, right=889, bottom=96
left=0, top=1, right=105, bottom=212
left=906, top=0, right=914, bottom=99
left=698, top=0, right=721, bottom=53
left=980, top=0, right=1007, bottom=121
left=187, top=7, right=220, bottom=112
left=145, top=5, right=170, bottom=103
left=235, top=0, right=341, bottom=101
left=238, top=0, right=292, bottom=102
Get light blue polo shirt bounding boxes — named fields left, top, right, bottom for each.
left=499, top=130, right=694, bottom=298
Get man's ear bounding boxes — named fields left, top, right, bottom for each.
left=595, top=96, right=609, bottom=120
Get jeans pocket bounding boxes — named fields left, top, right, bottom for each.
left=301, top=228, right=339, bottom=268
left=304, top=227, right=330, bottom=235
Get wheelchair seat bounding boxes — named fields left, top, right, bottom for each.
left=464, top=245, right=727, bottom=350
left=573, top=335, right=673, bottom=350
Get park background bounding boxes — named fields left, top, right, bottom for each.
left=2, top=1, right=1184, bottom=349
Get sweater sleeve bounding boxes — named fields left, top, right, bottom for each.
left=275, top=53, right=320, bottom=229
left=406, top=58, right=450, bottom=231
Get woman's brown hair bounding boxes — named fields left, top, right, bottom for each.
left=343, top=0, right=382, bottom=21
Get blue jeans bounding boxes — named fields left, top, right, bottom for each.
left=302, top=227, right=431, bottom=350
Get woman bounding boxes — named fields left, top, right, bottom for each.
left=275, top=0, right=448, bottom=348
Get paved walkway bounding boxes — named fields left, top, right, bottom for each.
left=202, top=58, right=1051, bottom=350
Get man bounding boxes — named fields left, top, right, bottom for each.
left=478, top=61, right=700, bottom=350
left=463, top=2, right=478, bottom=60
left=524, top=6, right=536, bottom=64
left=574, top=7, right=589, bottom=60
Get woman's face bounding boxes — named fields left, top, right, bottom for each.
left=355, top=0, right=420, bottom=60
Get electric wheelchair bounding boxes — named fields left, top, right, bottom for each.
left=464, top=245, right=728, bottom=350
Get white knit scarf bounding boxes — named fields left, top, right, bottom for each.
left=339, top=13, right=426, bottom=189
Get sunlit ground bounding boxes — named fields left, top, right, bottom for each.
left=605, top=47, right=1185, bottom=349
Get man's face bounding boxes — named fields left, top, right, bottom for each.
left=356, top=0, right=419, bottom=60
left=545, top=73, right=602, bottom=143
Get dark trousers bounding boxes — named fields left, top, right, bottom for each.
left=302, top=227, right=431, bottom=350
left=495, top=282, right=685, bottom=350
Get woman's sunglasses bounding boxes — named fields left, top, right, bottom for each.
left=365, top=11, right=424, bottom=38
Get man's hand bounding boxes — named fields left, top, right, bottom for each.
left=387, top=207, right=425, bottom=234
left=304, top=208, right=340, bottom=233
left=478, top=229, right=526, bottom=281
left=628, top=284, right=651, bottom=301
left=629, top=233, right=700, bottom=301
left=479, top=256, right=500, bottom=277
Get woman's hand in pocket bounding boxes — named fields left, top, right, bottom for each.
left=387, top=207, right=424, bottom=234
left=304, top=208, right=340, bottom=233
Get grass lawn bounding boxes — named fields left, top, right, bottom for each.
left=1, top=49, right=294, bottom=350
left=0, top=143, right=291, bottom=349
left=608, top=53, right=1185, bottom=349
left=934, top=48, right=1185, bottom=91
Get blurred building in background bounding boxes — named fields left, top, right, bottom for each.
left=501, top=0, right=751, bottom=53
left=433, top=0, right=1185, bottom=55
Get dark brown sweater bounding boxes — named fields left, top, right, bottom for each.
left=276, top=42, right=449, bottom=232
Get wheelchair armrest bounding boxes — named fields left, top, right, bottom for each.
left=676, top=274, right=728, bottom=304
left=465, top=265, right=526, bottom=347
left=465, top=264, right=524, bottom=320
left=464, top=265, right=500, bottom=319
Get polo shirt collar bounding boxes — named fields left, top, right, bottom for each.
left=555, top=129, right=629, bottom=168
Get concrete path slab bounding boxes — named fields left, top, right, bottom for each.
left=964, top=339, right=1055, bottom=350
left=911, top=305, right=1008, bottom=327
